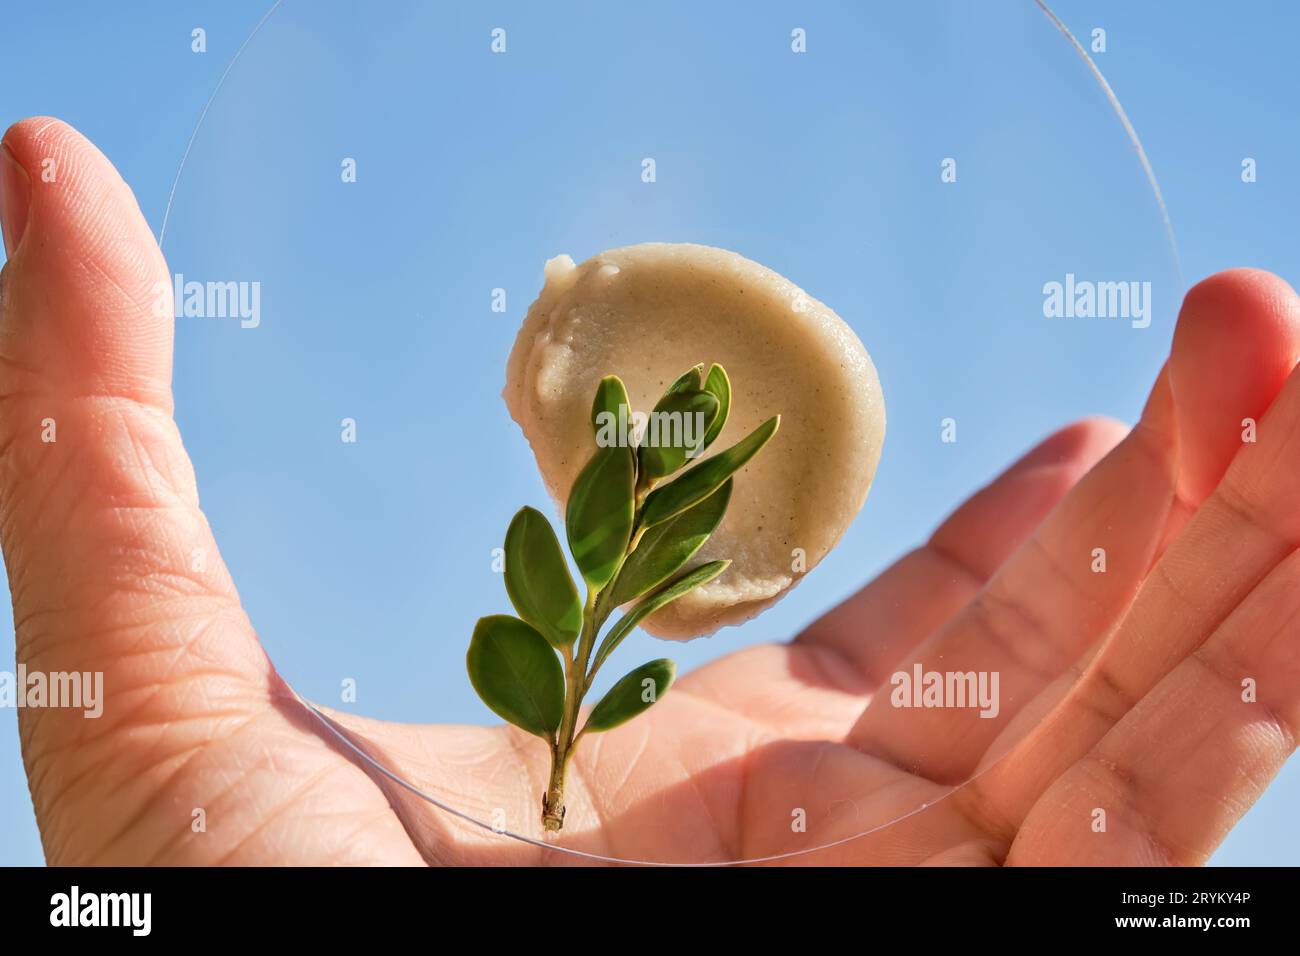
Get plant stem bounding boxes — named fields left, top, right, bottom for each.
left=542, top=592, right=597, bottom=831
left=541, top=473, right=658, bottom=832
left=541, top=740, right=570, bottom=832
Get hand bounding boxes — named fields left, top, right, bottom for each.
left=4, top=118, right=1297, bottom=866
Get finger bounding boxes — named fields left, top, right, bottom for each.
left=0, top=118, right=414, bottom=864
left=1007, top=546, right=1300, bottom=865
left=0, top=119, right=174, bottom=408
left=958, top=271, right=1300, bottom=839
left=795, top=416, right=1127, bottom=686
left=0, top=116, right=265, bottom=677
left=734, top=419, right=1124, bottom=744
left=1172, top=268, right=1300, bottom=502
left=844, top=368, right=1180, bottom=778
left=848, top=269, right=1300, bottom=783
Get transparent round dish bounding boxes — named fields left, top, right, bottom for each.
left=160, top=0, right=1184, bottom=864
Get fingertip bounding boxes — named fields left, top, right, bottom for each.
left=932, top=416, right=1127, bottom=579
left=1009, top=416, right=1129, bottom=474
left=0, top=116, right=173, bottom=409
left=1171, top=268, right=1300, bottom=502
left=2, top=116, right=124, bottom=214
left=1183, top=267, right=1299, bottom=316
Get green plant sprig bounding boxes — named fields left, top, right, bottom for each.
left=466, top=362, right=779, bottom=832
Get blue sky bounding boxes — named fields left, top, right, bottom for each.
left=1, top=0, right=1296, bottom=865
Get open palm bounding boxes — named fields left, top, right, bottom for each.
left=6, top=118, right=1297, bottom=866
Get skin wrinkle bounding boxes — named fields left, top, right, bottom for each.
left=106, top=606, right=250, bottom=671
left=968, top=585, right=1066, bottom=686
left=3, top=433, right=78, bottom=534
left=918, top=539, right=987, bottom=595
left=1225, top=419, right=1300, bottom=512
left=0, top=414, right=181, bottom=537
left=98, top=554, right=231, bottom=607
left=1062, top=661, right=1138, bottom=737
left=24, top=138, right=135, bottom=264
left=75, top=701, right=264, bottom=762
left=679, top=646, right=866, bottom=738
left=78, top=529, right=225, bottom=601
left=0, top=351, right=42, bottom=378
left=849, top=710, right=963, bottom=786
left=1014, top=530, right=1111, bottom=632
left=20, top=678, right=263, bottom=828
left=0, top=401, right=190, bottom=527
left=147, top=621, right=260, bottom=686
left=1178, top=708, right=1281, bottom=832
left=602, top=720, right=652, bottom=812
left=809, top=544, right=983, bottom=685
left=1128, top=419, right=1181, bottom=506
left=113, top=403, right=181, bottom=505
left=919, top=537, right=993, bottom=586
left=259, top=805, right=403, bottom=868
left=1147, top=560, right=1241, bottom=664
left=964, top=660, right=1146, bottom=840
left=791, top=640, right=873, bottom=700
left=494, top=723, right=550, bottom=863
left=137, top=764, right=256, bottom=868
left=18, top=594, right=214, bottom=668
left=1197, top=585, right=1300, bottom=724
left=28, top=669, right=259, bottom=755
left=1230, top=724, right=1291, bottom=813
left=921, top=838, right=1004, bottom=867
left=330, top=723, right=491, bottom=866
left=254, top=723, right=426, bottom=858
left=15, top=600, right=250, bottom=672
left=848, top=580, right=1064, bottom=785
left=671, top=741, right=734, bottom=862
left=945, top=774, right=1019, bottom=858
left=764, top=738, right=826, bottom=858
left=562, top=742, right=615, bottom=863
left=100, top=433, right=196, bottom=512
left=90, top=666, right=262, bottom=741
left=635, top=685, right=764, bottom=859
left=72, top=250, right=160, bottom=327
left=94, top=734, right=227, bottom=863
left=1211, top=475, right=1297, bottom=555
left=28, top=735, right=125, bottom=859
left=976, top=654, right=1085, bottom=775
left=779, top=740, right=946, bottom=863
left=1080, top=752, right=1183, bottom=866
left=26, top=690, right=258, bottom=825
left=1187, top=648, right=1298, bottom=751
left=209, top=761, right=346, bottom=867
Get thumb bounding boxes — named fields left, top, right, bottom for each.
left=0, top=117, right=272, bottom=859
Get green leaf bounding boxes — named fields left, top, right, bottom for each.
left=591, top=375, right=630, bottom=446
left=663, top=364, right=704, bottom=396
left=504, top=507, right=582, bottom=648
left=591, top=560, right=729, bottom=675
left=607, top=479, right=732, bottom=608
left=640, top=415, right=780, bottom=528
left=466, top=615, right=565, bottom=739
left=566, top=445, right=636, bottom=588
left=584, top=659, right=676, bottom=734
left=701, top=363, right=731, bottom=448
left=638, top=389, right=719, bottom=480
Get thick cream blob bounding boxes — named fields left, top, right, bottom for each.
left=504, top=243, right=885, bottom=638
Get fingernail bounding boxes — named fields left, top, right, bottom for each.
left=1, top=142, right=32, bottom=258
